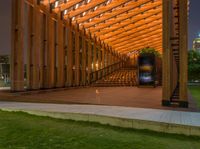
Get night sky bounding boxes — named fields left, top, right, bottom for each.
left=189, top=0, right=200, bottom=48
left=0, top=0, right=200, bottom=55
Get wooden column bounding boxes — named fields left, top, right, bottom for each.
left=102, top=48, right=105, bottom=68
left=98, top=47, right=101, bottom=70
left=11, top=0, right=25, bottom=91
left=93, top=43, right=97, bottom=80
left=111, top=51, right=114, bottom=67
left=67, top=20, right=73, bottom=86
left=109, top=48, right=112, bottom=73
left=42, top=14, right=48, bottom=88
left=46, top=16, right=55, bottom=88
left=110, top=49, right=113, bottom=65
left=82, top=35, right=86, bottom=85
left=97, top=47, right=101, bottom=79
left=179, top=0, right=188, bottom=107
left=93, top=43, right=97, bottom=71
left=113, top=52, right=117, bottom=64
left=111, top=51, right=114, bottom=71
left=109, top=51, right=111, bottom=65
left=33, top=2, right=41, bottom=90
left=26, top=5, right=33, bottom=90
left=106, top=47, right=109, bottom=74
left=87, top=42, right=92, bottom=84
left=102, top=48, right=105, bottom=76
left=75, top=24, right=80, bottom=86
left=162, top=0, right=172, bottom=106
left=56, top=13, right=65, bottom=88
left=27, top=1, right=41, bottom=90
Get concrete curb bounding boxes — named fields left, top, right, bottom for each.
left=1, top=108, right=200, bottom=137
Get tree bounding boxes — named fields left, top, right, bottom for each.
left=139, top=47, right=162, bottom=58
left=188, top=50, right=200, bottom=81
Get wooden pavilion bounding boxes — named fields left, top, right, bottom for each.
left=11, top=0, right=188, bottom=107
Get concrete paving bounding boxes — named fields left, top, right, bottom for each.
left=0, top=87, right=198, bottom=111
left=0, top=101, right=200, bottom=136
left=0, top=87, right=10, bottom=90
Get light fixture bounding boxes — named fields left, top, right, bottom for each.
left=55, top=1, right=59, bottom=8
left=64, top=10, right=68, bottom=15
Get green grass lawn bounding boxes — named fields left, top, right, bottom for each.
left=0, top=111, right=200, bottom=149
left=189, top=86, right=200, bottom=108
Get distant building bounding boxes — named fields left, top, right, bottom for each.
left=0, top=55, right=10, bottom=85
left=193, top=38, right=200, bottom=52
left=0, top=55, right=10, bottom=64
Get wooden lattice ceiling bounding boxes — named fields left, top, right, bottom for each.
left=41, top=0, right=162, bottom=55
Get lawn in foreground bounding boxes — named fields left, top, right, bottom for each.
left=0, top=111, right=200, bottom=149
left=189, top=86, right=200, bottom=108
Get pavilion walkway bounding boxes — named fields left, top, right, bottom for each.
left=0, top=87, right=198, bottom=111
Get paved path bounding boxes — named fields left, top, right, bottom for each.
left=0, top=87, right=162, bottom=109
left=0, top=87, right=10, bottom=90
left=0, top=87, right=198, bottom=111
left=1, top=101, right=200, bottom=136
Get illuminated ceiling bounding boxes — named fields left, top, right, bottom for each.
left=41, top=0, right=163, bottom=55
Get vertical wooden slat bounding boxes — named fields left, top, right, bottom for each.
left=162, top=0, right=172, bottom=105
left=47, top=16, right=55, bottom=88
left=67, top=20, right=73, bottom=86
left=11, top=0, right=25, bottom=91
left=27, top=1, right=41, bottom=90
left=102, top=47, right=105, bottom=76
left=106, top=47, right=109, bottom=75
left=75, top=26, right=80, bottom=86
left=87, top=42, right=92, bottom=84
left=57, top=14, right=65, bottom=88
left=92, top=43, right=97, bottom=80
left=33, top=2, right=41, bottom=90
left=109, top=48, right=111, bottom=73
left=93, top=43, right=97, bottom=71
left=82, top=35, right=86, bottom=85
left=102, top=48, right=105, bottom=68
left=42, top=13, right=48, bottom=88
left=26, top=5, right=33, bottom=90
left=98, top=47, right=101, bottom=70
left=179, top=0, right=188, bottom=106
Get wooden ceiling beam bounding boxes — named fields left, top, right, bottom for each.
left=118, top=40, right=162, bottom=53
left=115, top=34, right=162, bottom=50
left=53, top=0, right=86, bottom=12
left=110, top=24, right=162, bottom=45
left=88, top=2, right=162, bottom=32
left=97, top=14, right=162, bottom=40
left=81, top=0, right=154, bottom=28
left=103, top=20, right=162, bottom=42
left=35, top=0, right=163, bottom=56
left=92, top=10, right=161, bottom=37
left=116, top=39, right=162, bottom=52
left=63, top=0, right=108, bottom=18
left=119, top=40, right=162, bottom=52
left=112, top=29, right=162, bottom=48
left=42, top=0, right=56, bottom=5
left=76, top=0, right=131, bottom=24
